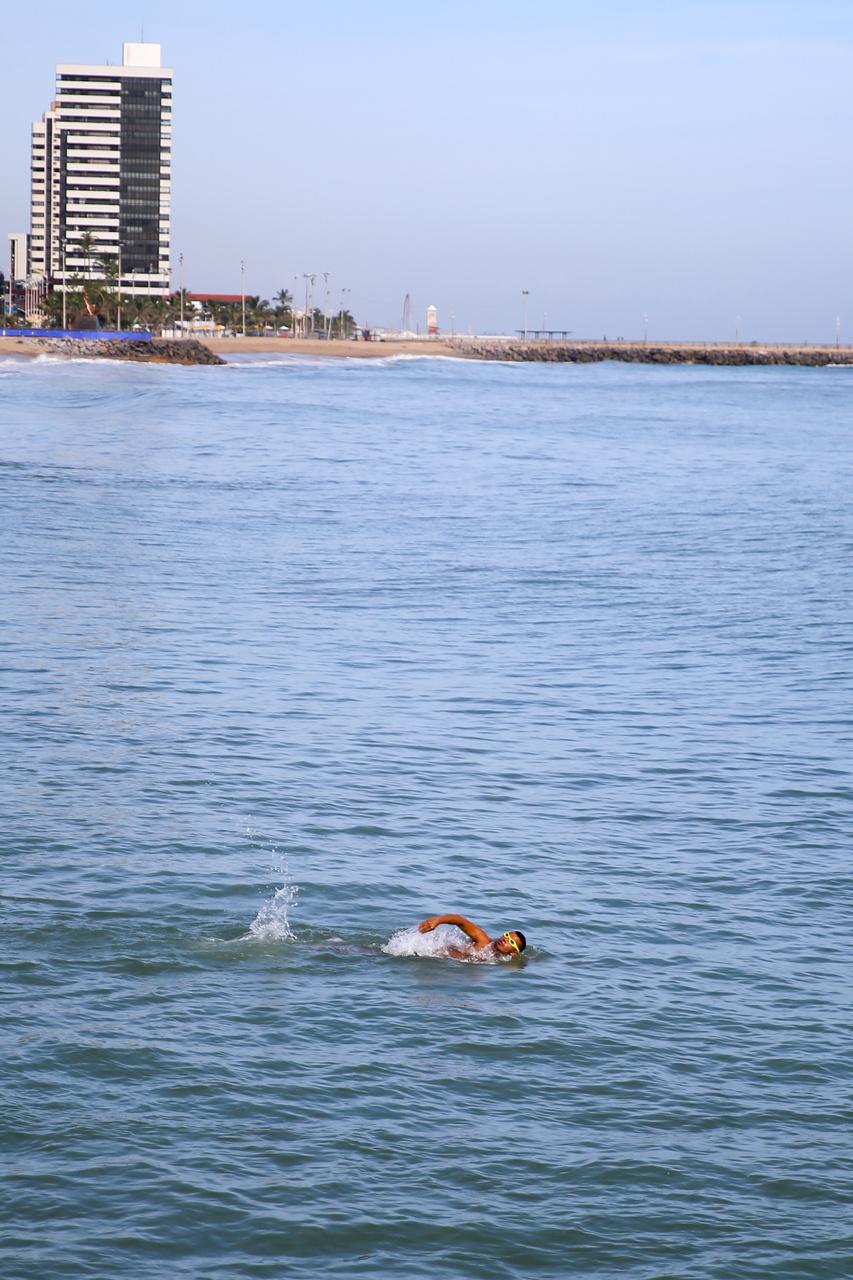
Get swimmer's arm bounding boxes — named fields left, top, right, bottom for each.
left=418, top=914, right=491, bottom=946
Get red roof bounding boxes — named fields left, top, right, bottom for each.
left=187, top=293, right=243, bottom=303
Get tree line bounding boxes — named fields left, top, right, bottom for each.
left=6, top=234, right=356, bottom=336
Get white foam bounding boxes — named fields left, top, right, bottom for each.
left=358, top=353, right=472, bottom=366
left=382, top=923, right=501, bottom=962
left=220, top=352, right=473, bottom=370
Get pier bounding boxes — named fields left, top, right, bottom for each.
left=457, top=339, right=853, bottom=366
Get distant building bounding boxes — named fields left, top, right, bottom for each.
left=8, top=232, right=28, bottom=282
left=29, top=41, right=172, bottom=297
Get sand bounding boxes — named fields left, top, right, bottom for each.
left=0, top=334, right=464, bottom=362
left=200, top=336, right=463, bottom=359
left=0, top=336, right=45, bottom=358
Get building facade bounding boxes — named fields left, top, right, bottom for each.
left=8, top=232, right=29, bottom=282
left=30, top=42, right=172, bottom=297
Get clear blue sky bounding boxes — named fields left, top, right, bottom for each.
left=3, top=0, right=852, bottom=339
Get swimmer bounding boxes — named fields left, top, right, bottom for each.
left=418, top=913, right=527, bottom=960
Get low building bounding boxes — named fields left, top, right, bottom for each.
left=8, top=232, right=29, bottom=282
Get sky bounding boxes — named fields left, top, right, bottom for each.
left=2, top=0, right=853, bottom=340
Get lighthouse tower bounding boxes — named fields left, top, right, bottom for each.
left=426, top=304, right=438, bottom=337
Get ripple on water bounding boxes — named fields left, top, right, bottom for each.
left=1, top=359, right=852, bottom=1279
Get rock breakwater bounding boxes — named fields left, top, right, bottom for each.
left=457, top=340, right=853, bottom=367
left=35, top=337, right=225, bottom=366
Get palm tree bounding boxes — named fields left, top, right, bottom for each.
left=98, top=255, right=119, bottom=326
left=78, top=230, right=96, bottom=282
left=272, top=287, right=293, bottom=332
left=333, top=309, right=355, bottom=338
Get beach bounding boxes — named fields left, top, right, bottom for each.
left=5, top=332, right=853, bottom=366
left=0, top=335, right=44, bottom=357
left=203, top=335, right=463, bottom=358
left=0, top=333, right=463, bottom=360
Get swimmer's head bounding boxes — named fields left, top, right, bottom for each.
left=494, top=930, right=526, bottom=957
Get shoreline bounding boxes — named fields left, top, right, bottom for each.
left=4, top=333, right=853, bottom=366
left=0, top=334, right=464, bottom=361
left=201, top=336, right=463, bottom=359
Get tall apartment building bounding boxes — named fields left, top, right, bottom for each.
left=30, top=41, right=172, bottom=296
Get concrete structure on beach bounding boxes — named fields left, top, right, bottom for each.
left=29, top=41, right=172, bottom=298
left=454, top=338, right=853, bottom=367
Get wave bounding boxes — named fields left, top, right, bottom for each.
left=222, top=354, right=327, bottom=368
left=220, top=352, right=475, bottom=369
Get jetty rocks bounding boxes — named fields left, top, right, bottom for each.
left=459, top=340, right=853, bottom=367
left=36, top=337, right=225, bottom=366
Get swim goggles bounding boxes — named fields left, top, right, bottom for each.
left=501, top=931, right=521, bottom=954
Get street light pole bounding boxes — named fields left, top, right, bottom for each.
left=338, top=287, right=350, bottom=338
left=323, top=271, right=331, bottom=338
left=241, top=259, right=246, bottom=337
left=117, top=244, right=122, bottom=332
left=62, top=244, right=67, bottom=330
left=179, top=252, right=184, bottom=335
left=303, top=273, right=315, bottom=336
left=522, top=289, right=529, bottom=340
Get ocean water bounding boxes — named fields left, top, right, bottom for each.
left=1, top=351, right=851, bottom=1279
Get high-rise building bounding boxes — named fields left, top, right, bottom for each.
left=30, top=41, right=172, bottom=297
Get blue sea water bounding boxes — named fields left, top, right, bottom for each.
left=1, top=350, right=851, bottom=1279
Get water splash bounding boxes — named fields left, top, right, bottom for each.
left=248, top=864, right=299, bottom=941
left=382, top=923, right=501, bottom=962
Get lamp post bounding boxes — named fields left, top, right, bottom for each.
left=179, top=252, right=184, bottom=336
left=643, top=312, right=649, bottom=344
left=62, top=244, right=67, bottom=331
left=522, top=289, right=529, bottom=340
left=303, top=273, right=315, bottom=336
left=241, top=259, right=246, bottom=337
left=323, top=271, right=331, bottom=338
